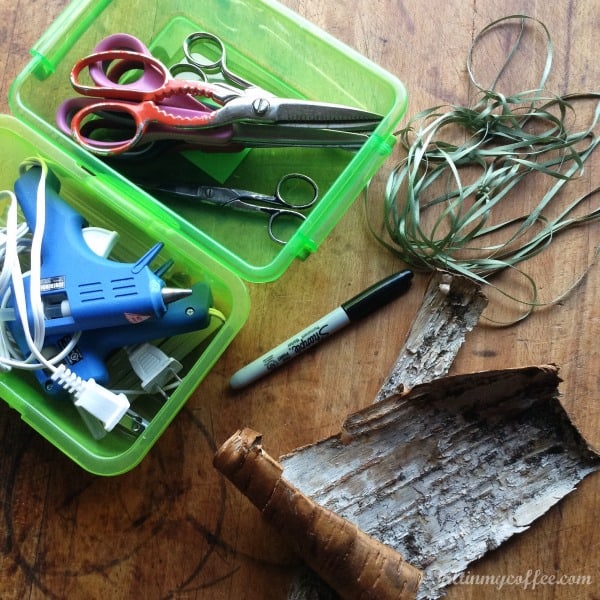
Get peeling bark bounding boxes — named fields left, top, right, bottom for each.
left=282, top=365, right=600, bottom=599
left=214, top=429, right=423, bottom=600
left=376, top=271, right=488, bottom=400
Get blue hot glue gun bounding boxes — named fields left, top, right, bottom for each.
left=6, top=162, right=217, bottom=431
left=12, top=165, right=191, bottom=336
left=9, top=281, right=214, bottom=396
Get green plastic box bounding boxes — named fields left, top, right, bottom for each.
left=0, top=0, right=407, bottom=475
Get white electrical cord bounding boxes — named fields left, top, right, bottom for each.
left=23, top=158, right=47, bottom=354
left=0, top=159, right=79, bottom=371
left=0, top=158, right=225, bottom=433
left=0, top=158, right=129, bottom=431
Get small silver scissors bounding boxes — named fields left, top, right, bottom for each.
left=170, top=31, right=264, bottom=103
left=143, top=173, right=319, bottom=244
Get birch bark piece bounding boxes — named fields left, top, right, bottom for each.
left=214, top=428, right=423, bottom=600
left=375, top=271, right=488, bottom=400
left=281, top=365, right=600, bottom=599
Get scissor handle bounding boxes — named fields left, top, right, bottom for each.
left=93, top=33, right=150, bottom=55
left=88, top=33, right=162, bottom=88
left=71, top=50, right=222, bottom=104
left=70, top=98, right=223, bottom=156
left=169, top=60, right=208, bottom=82
left=274, top=173, right=319, bottom=210
left=71, top=50, right=167, bottom=97
left=265, top=174, right=318, bottom=244
left=267, top=207, right=308, bottom=245
left=69, top=100, right=151, bottom=155
left=183, top=31, right=254, bottom=90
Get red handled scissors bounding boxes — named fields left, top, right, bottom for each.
left=68, top=50, right=231, bottom=155
left=58, top=33, right=383, bottom=156
left=57, top=34, right=240, bottom=154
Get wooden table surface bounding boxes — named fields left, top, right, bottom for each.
left=0, top=1, right=598, bottom=599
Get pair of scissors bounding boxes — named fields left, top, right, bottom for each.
left=56, top=33, right=383, bottom=157
left=168, top=32, right=382, bottom=133
left=169, top=31, right=266, bottom=103
left=141, top=173, right=318, bottom=244
left=56, top=33, right=226, bottom=155
left=68, top=49, right=233, bottom=156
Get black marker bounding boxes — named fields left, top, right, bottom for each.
left=229, top=270, right=414, bottom=389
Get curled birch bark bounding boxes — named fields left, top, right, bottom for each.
left=282, top=365, right=600, bottom=599
left=214, top=428, right=423, bottom=600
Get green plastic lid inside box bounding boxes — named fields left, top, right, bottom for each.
left=0, top=0, right=407, bottom=475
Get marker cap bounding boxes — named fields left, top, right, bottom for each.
left=342, top=270, right=413, bottom=321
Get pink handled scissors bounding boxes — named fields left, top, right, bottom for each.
left=69, top=50, right=228, bottom=154
left=57, top=34, right=239, bottom=155
left=61, top=33, right=382, bottom=156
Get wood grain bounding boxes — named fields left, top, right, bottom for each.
left=0, top=1, right=598, bottom=599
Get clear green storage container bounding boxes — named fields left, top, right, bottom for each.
left=0, top=115, right=251, bottom=475
left=1, top=0, right=407, bottom=474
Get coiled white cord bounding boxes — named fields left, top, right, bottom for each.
left=0, top=158, right=130, bottom=431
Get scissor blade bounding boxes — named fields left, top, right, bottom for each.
left=139, top=182, right=239, bottom=204
left=231, top=123, right=371, bottom=148
left=267, top=99, right=383, bottom=132
left=214, top=96, right=382, bottom=133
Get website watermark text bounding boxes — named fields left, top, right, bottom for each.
left=435, top=569, right=593, bottom=591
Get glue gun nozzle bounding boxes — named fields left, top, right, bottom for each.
left=161, top=287, right=193, bottom=305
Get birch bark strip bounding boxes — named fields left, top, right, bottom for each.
left=282, top=365, right=600, bottom=599
left=375, top=271, right=488, bottom=400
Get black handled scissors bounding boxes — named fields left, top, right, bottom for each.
left=143, top=173, right=319, bottom=244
